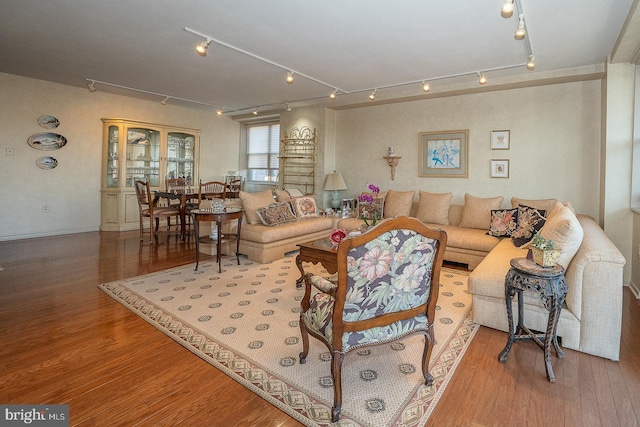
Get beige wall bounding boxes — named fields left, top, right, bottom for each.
left=0, top=72, right=240, bottom=241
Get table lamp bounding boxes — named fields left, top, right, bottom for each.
left=324, top=171, right=347, bottom=209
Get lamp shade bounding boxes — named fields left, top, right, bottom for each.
left=324, top=172, right=347, bottom=191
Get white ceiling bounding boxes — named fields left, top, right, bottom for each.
left=1, top=0, right=638, bottom=116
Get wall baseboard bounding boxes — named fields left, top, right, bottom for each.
left=628, top=281, right=640, bottom=300
left=0, top=227, right=99, bottom=242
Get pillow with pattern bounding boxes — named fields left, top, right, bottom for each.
left=290, top=196, right=320, bottom=220
left=511, top=205, right=546, bottom=247
left=256, top=202, right=297, bottom=226
left=487, top=208, right=518, bottom=237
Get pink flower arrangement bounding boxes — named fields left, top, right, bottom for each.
left=330, top=228, right=347, bottom=247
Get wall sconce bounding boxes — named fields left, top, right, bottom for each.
left=383, top=146, right=401, bottom=180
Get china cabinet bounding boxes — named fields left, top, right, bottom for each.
left=101, top=118, right=200, bottom=231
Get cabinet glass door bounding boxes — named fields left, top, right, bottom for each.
left=166, top=132, right=196, bottom=185
left=125, top=127, right=160, bottom=187
left=106, top=125, right=119, bottom=188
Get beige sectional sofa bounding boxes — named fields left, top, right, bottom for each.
left=231, top=188, right=625, bottom=360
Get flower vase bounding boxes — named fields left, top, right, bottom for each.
left=532, top=247, right=561, bottom=267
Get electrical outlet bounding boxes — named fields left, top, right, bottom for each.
left=42, top=204, right=51, bottom=213
left=5, top=147, right=15, bottom=156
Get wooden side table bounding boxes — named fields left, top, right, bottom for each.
left=498, top=257, right=568, bottom=382
left=192, top=207, right=243, bottom=273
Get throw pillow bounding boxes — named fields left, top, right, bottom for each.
left=415, top=191, right=452, bottom=225
left=511, top=197, right=558, bottom=213
left=256, top=202, right=297, bottom=226
left=273, top=189, right=291, bottom=203
left=538, top=205, right=584, bottom=268
left=290, top=195, right=320, bottom=220
left=487, top=208, right=518, bottom=237
left=383, top=190, right=415, bottom=218
left=459, top=193, right=504, bottom=230
left=239, top=190, right=276, bottom=225
left=511, top=204, right=546, bottom=247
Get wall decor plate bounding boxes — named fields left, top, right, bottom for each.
left=38, top=115, right=60, bottom=129
left=27, top=132, right=67, bottom=150
left=36, top=156, right=58, bottom=169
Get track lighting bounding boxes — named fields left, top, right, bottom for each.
left=160, top=97, right=169, bottom=105
left=478, top=73, right=487, bottom=85
left=253, top=107, right=258, bottom=115
left=285, top=102, right=292, bottom=112
left=369, top=89, right=377, bottom=100
left=514, top=14, right=526, bottom=40
left=501, top=0, right=514, bottom=18
left=526, top=55, right=536, bottom=71
left=421, top=81, right=430, bottom=93
left=286, top=71, right=294, bottom=84
left=329, top=89, right=337, bottom=100
left=196, top=39, right=212, bottom=57
left=87, top=81, right=96, bottom=92
left=216, top=109, right=223, bottom=116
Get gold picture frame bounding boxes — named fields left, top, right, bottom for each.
left=419, top=130, right=469, bottom=178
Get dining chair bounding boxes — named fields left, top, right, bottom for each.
left=134, top=180, right=181, bottom=243
left=166, top=177, right=198, bottom=227
left=298, top=216, right=447, bottom=422
left=226, top=178, right=245, bottom=198
left=198, top=180, right=227, bottom=204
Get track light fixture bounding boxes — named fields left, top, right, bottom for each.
left=253, top=107, right=258, bottom=115
left=87, top=80, right=96, bottom=92
left=216, top=109, right=223, bottom=116
left=477, top=73, right=487, bottom=85
left=526, top=55, right=536, bottom=70
left=369, top=89, right=377, bottom=100
left=329, top=89, right=337, bottom=100
left=196, top=39, right=212, bottom=57
left=160, top=96, right=169, bottom=105
left=421, top=81, right=430, bottom=93
left=514, top=14, right=526, bottom=40
left=286, top=71, right=294, bottom=84
left=285, top=102, right=292, bottom=112
left=501, top=0, right=514, bottom=18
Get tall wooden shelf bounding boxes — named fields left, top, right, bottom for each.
left=279, top=127, right=317, bottom=195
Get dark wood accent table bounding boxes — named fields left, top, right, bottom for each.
left=498, top=257, right=568, bottom=382
left=296, top=238, right=338, bottom=288
left=192, top=207, right=243, bottom=273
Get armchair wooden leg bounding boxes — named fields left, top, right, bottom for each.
left=331, top=351, right=344, bottom=422
left=422, top=326, right=435, bottom=386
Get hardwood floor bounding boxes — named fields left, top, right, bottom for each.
left=0, top=230, right=638, bottom=426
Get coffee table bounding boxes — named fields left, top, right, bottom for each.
left=296, top=238, right=338, bottom=288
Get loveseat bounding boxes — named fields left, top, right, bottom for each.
left=230, top=188, right=625, bottom=361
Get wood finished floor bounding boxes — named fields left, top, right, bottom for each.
left=0, top=230, right=638, bottom=426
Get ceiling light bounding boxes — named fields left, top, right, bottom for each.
left=216, top=109, right=223, bottom=116
left=87, top=81, right=96, bottom=92
left=478, top=73, right=487, bottom=85
left=329, top=89, right=337, bottom=100
left=160, top=97, right=169, bottom=105
left=514, top=15, right=526, bottom=40
left=501, top=0, right=514, bottom=18
left=253, top=107, right=258, bottom=115
left=421, top=81, right=430, bottom=93
left=286, top=71, right=294, bottom=84
left=196, top=39, right=212, bottom=57
left=285, top=102, right=292, bottom=112
left=526, top=55, right=536, bottom=70
left=369, top=89, right=377, bottom=100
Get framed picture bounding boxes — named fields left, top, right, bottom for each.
left=491, top=159, right=510, bottom=178
left=491, top=130, right=510, bottom=150
left=419, top=130, right=469, bottom=178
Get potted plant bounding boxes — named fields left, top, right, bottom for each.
left=530, top=233, right=561, bottom=267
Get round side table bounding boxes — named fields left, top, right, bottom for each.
left=498, top=257, right=568, bottom=382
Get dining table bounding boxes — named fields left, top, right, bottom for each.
left=154, top=190, right=200, bottom=241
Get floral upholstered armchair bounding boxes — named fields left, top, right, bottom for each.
left=298, top=216, right=447, bottom=422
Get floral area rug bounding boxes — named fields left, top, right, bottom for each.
left=98, top=254, right=478, bottom=427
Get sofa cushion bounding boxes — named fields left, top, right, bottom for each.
left=273, top=189, right=291, bottom=202
left=415, top=191, right=452, bottom=225
left=538, top=205, right=584, bottom=268
left=511, top=205, right=546, bottom=247
left=433, top=224, right=501, bottom=253
left=241, top=217, right=334, bottom=243
left=468, top=238, right=529, bottom=299
left=290, top=195, right=320, bottom=220
left=487, top=208, right=518, bottom=237
left=459, top=193, right=504, bottom=230
left=256, top=202, right=297, bottom=226
left=511, top=197, right=558, bottom=213
left=239, top=190, right=276, bottom=225
left=383, top=190, right=415, bottom=218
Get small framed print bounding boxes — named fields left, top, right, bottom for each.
left=491, top=130, right=510, bottom=150
left=491, top=159, right=509, bottom=178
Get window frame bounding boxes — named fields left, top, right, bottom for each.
left=246, top=122, right=280, bottom=184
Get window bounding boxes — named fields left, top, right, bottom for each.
left=247, top=123, right=280, bottom=182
